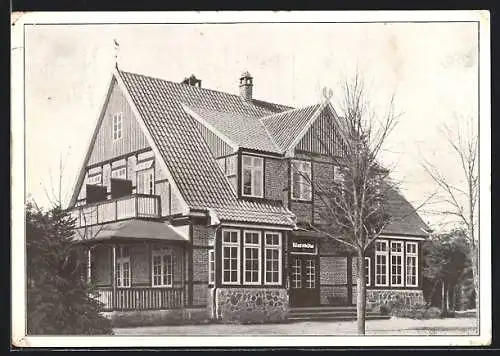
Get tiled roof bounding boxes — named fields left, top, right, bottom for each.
left=117, top=69, right=295, bottom=227
left=261, top=104, right=322, bottom=152
left=383, top=188, right=429, bottom=237
left=185, top=105, right=281, bottom=153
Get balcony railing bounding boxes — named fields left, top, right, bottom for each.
left=70, top=194, right=161, bottom=228
left=93, top=286, right=184, bottom=311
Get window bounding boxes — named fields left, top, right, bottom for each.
left=88, top=173, right=102, bottom=185
left=291, top=160, right=312, bottom=201
left=208, top=249, right=215, bottom=285
left=243, top=231, right=261, bottom=284
left=365, top=257, right=371, bottom=286
left=406, top=242, right=418, bottom=287
left=264, top=232, right=282, bottom=285
left=305, top=259, right=316, bottom=288
left=390, top=241, right=403, bottom=287
left=291, top=258, right=302, bottom=289
left=115, top=246, right=130, bottom=288
left=111, top=167, right=127, bottom=179
left=352, top=256, right=371, bottom=286
left=241, top=155, right=263, bottom=197
left=151, top=248, right=173, bottom=287
left=137, top=168, right=154, bottom=195
left=375, top=240, right=389, bottom=286
left=222, top=230, right=240, bottom=284
left=112, top=113, right=123, bottom=140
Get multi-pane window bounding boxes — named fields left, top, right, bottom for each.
left=291, top=258, right=302, bottom=289
left=112, top=113, right=123, bottom=140
left=208, top=249, right=215, bottom=285
left=88, top=173, right=102, bottom=185
left=264, top=232, right=282, bottom=285
left=375, top=240, right=389, bottom=286
left=243, top=231, right=261, bottom=284
left=115, top=246, right=130, bottom=288
left=352, top=256, right=371, bottom=286
left=222, top=230, right=240, bottom=284
left=305, top=259, right=316, bottom=288
left=291, top=160, right=312, bottom=201
left=390, top=241, right=404, bottom=286
left=111, top=167, right=127, bottom=179
left=152, top=248, right=173, bottom=287
left=406, top=242, right=418, bottom=287
left=365, top=257, right=371, bottom=286
left=241, top=155, right=263, bottom=197
left=137, top=168, right=154, bottom=195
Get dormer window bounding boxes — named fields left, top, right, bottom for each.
left=112, top=113, right=123, bottom=140
left=241, top=155, right=263, bottom=198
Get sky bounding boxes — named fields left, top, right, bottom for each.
left=22, top=20, right=479, bottom=231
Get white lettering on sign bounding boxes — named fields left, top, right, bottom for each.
left=292, top=242, right=315, bottom=249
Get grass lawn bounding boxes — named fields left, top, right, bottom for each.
left=113, top=317, right=478, bottom=336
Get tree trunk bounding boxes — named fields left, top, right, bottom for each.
left=470, top=244, right=479, bottom=326
left=441, top=280, right=446, bottom=313
left=356, top=249, right=366, bottom=335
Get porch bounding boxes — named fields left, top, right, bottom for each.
left=75, top=219, right=189, bottom=313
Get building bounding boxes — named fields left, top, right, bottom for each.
left=68, top=66, right=429, bottom=325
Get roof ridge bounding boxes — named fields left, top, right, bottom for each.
left=118, top=68, right=293, bottom=113
left=260, top=103, right=322, bottom=122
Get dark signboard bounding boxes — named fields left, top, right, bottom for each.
left=290, top=239, right=317, bottom=254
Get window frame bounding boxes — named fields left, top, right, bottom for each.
left=241, top=155, right=264, bottom=198
left=374, top=240, right=389, bottom=287
left=390, top=241, right=404, bottom=287
left=115, top=246, right=131, bottom=288
left=264, top=231, right=282, bottom=286
left=111, top=167, right=127, bottom=180
left=112, top=112, right=123, bottom=141
left=243, top=230, right=262, bottom=285
left=208, top=249, right=215, bottom=286
left=136, top=167, right=155, bottom=195
left=405, top=241, right=419, bottom=287
left=88, top=173, right=102, bottom=185
left=151, top=248, right=174, bottom=288
left=365, top=257, right=371, bottom=287
left=291, top=159, right=312, bottom=201
left=221, top=229, right=241, bottom=285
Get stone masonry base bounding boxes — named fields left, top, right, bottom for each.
left=214, top=288, right=288, bottom=324
left=366, top=289, right=425, bottom=309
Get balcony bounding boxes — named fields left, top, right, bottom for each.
left=70, top=194, right=161, bottom=228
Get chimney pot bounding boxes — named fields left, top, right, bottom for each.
left=239, top=71, right=253, bottom=101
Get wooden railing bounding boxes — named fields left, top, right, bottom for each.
left=94, top=287, right=184, bottom=311
left=71, top=194, right=161, bottom=228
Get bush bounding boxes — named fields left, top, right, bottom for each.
left=377, top=300, right=445, bottom=320
left=26, top=204, right=113, bottom=335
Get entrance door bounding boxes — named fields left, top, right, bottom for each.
left=289, top=255, right=319, bottom=306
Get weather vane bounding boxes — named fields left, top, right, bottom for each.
left=113, top=39, right=120, bottom=69
left=322, top=87, right=333, bottom=101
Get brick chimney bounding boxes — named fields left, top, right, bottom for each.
left=181, top=74, right=202, bottom=87
left=239, top=71, right=253, bottom=101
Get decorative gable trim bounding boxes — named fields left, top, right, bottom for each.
left=180, top=103, right=239, bottom=152
left=114, top=69, right=190, bottom=215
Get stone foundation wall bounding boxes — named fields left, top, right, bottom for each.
left=215, top=288, right=288, bottom=324
left=366, top=289, right=424, bottom=309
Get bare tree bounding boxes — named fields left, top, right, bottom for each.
left=421, top=115, right=479, bottom=319
left=293, top=72, right=401, bottom=335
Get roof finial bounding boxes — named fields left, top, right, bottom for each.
left=322, top=86, right=333, bottom=102
left=113, top=38, right=120, bottom=69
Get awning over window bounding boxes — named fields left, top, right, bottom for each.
left=72, top=219, right=188, bottom=243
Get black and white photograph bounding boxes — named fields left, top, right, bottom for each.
left=11, top=11, right=491, bottom=347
